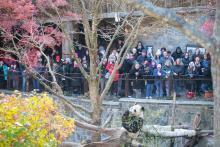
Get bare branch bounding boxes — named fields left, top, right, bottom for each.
left=70, top=45, right=90, bottom=80
left=0, top=48, right=18, bottom=55
left=90, top=0, right=103, bottom=51
left=102, top=111, right=113, bottom=128
left=96, top=11, right=134, bottom=74
left=117, top=18, right=143, bottom=68
left=49, top=8, right=90, bottom=80
left=36, top=6, right=54, bottom=18
left=77, top=0, right=92, bottom=49
left=74, top=119, right=125, bottom=137
left=8, top=30, right=93, bottom=119
left=100, top=17, right=143, bottom=100
left=30, top=72, right=93, bottom=124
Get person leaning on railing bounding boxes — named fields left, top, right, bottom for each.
left=185, top=62, right=198, bottom=94
left=172, top=58, right=185, bottom=97
left=194, top=56, right=203, bottom=96
left=19, top=63, right=26, bottom=92
left=200, top=53, right=212, bottom=94
left=8, top=63, right=20, bottom=90
left=162, top=60, right=173, bottom=98
left=153, top=64, right=166, bottom=98
left=129, top=62, right=144, bottom=98
left=182, top=52, right=191, bottom=74
left=100, top=58, right=108, bottom=93
left=144, top=66, right=154, bottom=99
left=106, top=55, right=119, bottom=96
left=0, top=60, right=8, bottom=89
left=71, top=60, right=83, bottom=95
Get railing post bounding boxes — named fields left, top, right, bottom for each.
left=16, top=72, right=19, bottom=90
left=26, top=75, right=30, bottom=92
left=125, top=73, right=129, bottom=97
left=7, top=72, right=10, bottom=89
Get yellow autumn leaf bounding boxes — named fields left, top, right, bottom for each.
left=0, top=93, right=75, bottom=146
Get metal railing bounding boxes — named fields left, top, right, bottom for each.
left=0, top=71, right=213, bottom=100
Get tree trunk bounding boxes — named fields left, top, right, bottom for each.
left=52, top=82, right=63, bottom=96
left=212, top=52, right=220, bottom=146
left=89, top=79, right=102, bottom=142
left=213, top=0, right=220, bottom=145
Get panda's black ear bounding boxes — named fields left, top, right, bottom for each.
left=141, top=107, right=145, bottom=111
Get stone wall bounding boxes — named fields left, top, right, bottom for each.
left=138, top=27, right=193, bottom=52
left=66, top=97, right=213, bottom=146
left=136, top=14, right=211, bottom=52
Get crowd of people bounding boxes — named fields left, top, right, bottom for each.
left=101, top=42, right=212, bottom=99
left=0, top=41, right=213, bottom=99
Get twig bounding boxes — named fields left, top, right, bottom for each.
left=102, top=111, right=113, bottom=127
left=29, top=72, right=93, bottom=124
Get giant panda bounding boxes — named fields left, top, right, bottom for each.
left=122, top=104, right=144, bottom=134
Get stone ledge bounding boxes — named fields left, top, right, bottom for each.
left=0, top=90, right=213, bottom=106
left=119, top=98, right=214, bottom=106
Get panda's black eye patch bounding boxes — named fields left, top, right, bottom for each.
left=134, top=109, right=136, bottom=112
left=141, top=107, right=145, bottom=111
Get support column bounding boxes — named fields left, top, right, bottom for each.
left=62, top=21, right=74, bottom=59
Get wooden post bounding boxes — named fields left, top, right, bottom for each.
left=170, top=92, right=176, bottom=147
left=26, top=75, right=30, bottom=92
left=125, top=73, right=129, bottom=97
left=7, top=72, right=10, bottom=89
left=16, top=74, right=19, bottom=90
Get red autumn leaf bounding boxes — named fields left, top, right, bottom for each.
left=200, top=19, right=214, bottom=37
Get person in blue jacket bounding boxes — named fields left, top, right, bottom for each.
left=145, top=66, right=154, bottom=99
left=153, top=64, right=165, bottom=98
left=0, top=60, right=8, bottom=89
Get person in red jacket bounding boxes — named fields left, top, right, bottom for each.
left=106, top=55, right=119, bottom=96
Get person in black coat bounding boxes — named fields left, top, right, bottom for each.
left=172, top=47, right=184, bottom=61
left=200, top=53, right=212, bottom=93
left=129, top=62, right=144, bottom=98
left=131, top=48, right=139, bottom=59
left=172, top=58, right=185, bottom=96
left=118, top=53, right=135, bottom=96
left=60, top=58, right=73, bottom=92
left=9, top=63, right=20, bottom=90
left=120, top=53, right=135, bottom=74
left=162, top=60, right=173, bottom=97
left=182, top=52, right=191, bottom=74
left=71, top=61, right=83, bottom=94
left=194, top=56, right=202, bottom=75
left=185, top=62, right=198, bottom=92
left=192, top=48, right=203, bottom=62
left=136, top=50, right=147, bottom=65
left=136, top=41, right=145, bottom=56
